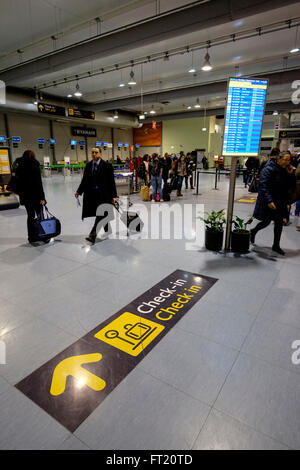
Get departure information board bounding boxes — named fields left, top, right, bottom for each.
left=222, top=78, right=268, bottom=156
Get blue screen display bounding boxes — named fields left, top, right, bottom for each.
left=0, top=136, right=6, bottom=142
left=222, top=78, right=268, bottom=156
left=49, top=139, right=56, bottom=144
left=12, top=136, right=21, bottom=143
left=70, top=140, right=77, bottom=146
left=38, top=138, right=45, bottom=144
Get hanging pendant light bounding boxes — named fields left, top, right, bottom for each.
left=113, top=110, right=119, bottom=119
left=194, top=98, right=201, bottom=109
left=128, top=69, right=137, bottom=85
left=290, top=26, right=299, bottom=53
left=74, top=82, right=83, bottom=97
left=202, top=48, right=212, bottom=71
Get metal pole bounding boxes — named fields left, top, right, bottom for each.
left=49, top=120, right=56, bottom=163
left=225, top=156, right=238, bottom=250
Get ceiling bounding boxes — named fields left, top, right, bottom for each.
left=0, top=0, right=300, bottom=119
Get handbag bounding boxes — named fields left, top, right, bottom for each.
left=34, top=205, right=61, bottom=240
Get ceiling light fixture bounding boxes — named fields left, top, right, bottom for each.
left=74, top=82, right=82, bottom=97
left=128, top=65, right=137, bottom=85
left=139, top=114, right=145, bottom=120
left=202, top=44, right=213, bottom=71
left=150, top=105, right=156, bottom=114
left=194, top=98, right=201, bottom=109
left=290, top=26, right=299, bottom=53
left=188, top=50, right=196, bottom=73
left=273, top=110, right=279, bottom=116
left=113, top=110, right=119, bottom=119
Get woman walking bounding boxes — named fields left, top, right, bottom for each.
left=250, top=152, right=294, bottom=255
left=13, top=150, right=46, bottom=243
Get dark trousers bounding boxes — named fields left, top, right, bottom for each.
left=90, top=211, right=110, bottom=236
left=252, top=215, right=283, bottom=248
left=25, top=203, right=41, bottom=241
left=185, top=174, right=194, bottom=188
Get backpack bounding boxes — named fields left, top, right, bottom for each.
left=151, top=160, right=161, bottom=177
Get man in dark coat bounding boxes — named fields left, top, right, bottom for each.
left=250, top=152, right=294, bottom=255
left=75, top=147, right=118, bottom=243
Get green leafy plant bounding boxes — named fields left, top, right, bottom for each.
left=232, top=215, right=254, bottom=233
left=198, top=209, right=226, bottom=232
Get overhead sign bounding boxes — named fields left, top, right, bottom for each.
left=222, top=77, right=268, bottom=157
left=279, top=130, right=300, bottom=139
left=38, top=138, right=45, bottom=144
left=70, top=140, right=77, bottom=146
left=38, top=102, right=66, bottom=117
left=71, top=127, right=97, bottom=137
left=0, top=136, right=6, bottom=143
left=12, top=136, right=21, bottom=143
left=49, top=139, right=56, bottom=145
left=68, top=108, right=95, bottom=120
left=16, top=270, right=217, bottom=432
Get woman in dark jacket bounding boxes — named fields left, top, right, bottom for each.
left=251, top=152, right=294, bottom=255
left=13, top=150, right=46, bottom=243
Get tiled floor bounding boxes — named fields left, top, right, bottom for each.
left=0, top=171, right=299, bottom=450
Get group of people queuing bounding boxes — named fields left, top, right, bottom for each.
left=138, top=152, right=196, bottom=201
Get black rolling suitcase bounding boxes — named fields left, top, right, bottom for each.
left=114, top=201, right=144, bottom=233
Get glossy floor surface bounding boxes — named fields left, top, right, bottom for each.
left=0, top=171, right=300, bottom=450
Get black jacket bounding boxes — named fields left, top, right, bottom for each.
left=76, top=159, right=117, bottom=220
left=13, top=156, right=45, bottom=206
left=254, top=159, right=295, bottom=221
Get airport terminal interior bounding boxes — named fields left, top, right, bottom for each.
left=0, top=0, right=300, bottom=451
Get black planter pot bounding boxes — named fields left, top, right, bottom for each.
left=205, top=229, right=224, bottom=251
left=231, top=230, right=250, bottom=253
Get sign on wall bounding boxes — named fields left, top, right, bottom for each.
left=71, top=127, right=97, bottom=137
left=133, top=122, right=162, bottom=146
left=0, top=149, right=11, bottom=175
left=222, top=78, right=268, bottom=157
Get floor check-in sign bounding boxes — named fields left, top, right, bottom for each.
left=16, top=270, right=217, bottom=432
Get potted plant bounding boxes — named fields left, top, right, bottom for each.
left=231, top=215, right=254, bottom=253
left=199, top=209, right=226, bottom=251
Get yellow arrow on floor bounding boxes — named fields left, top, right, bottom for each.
left=50, top=353, right=106, bottom=396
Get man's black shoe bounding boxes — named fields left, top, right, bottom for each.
left=86, top=232, right=96, bottom=244
left=272, top=245, right=285, bottom=255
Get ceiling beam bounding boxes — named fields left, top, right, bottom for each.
left=0, top=0, right=298, bottom=85
left=88, top=68, right=300, bottom=111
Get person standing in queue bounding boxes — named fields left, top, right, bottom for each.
left=175, top=154, right=187, bottom=197
left=75, top=147, right=118, bottom=244
left=250, top=152, right=295, bottom=255
left=12, top=150, right=46, bottom=244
